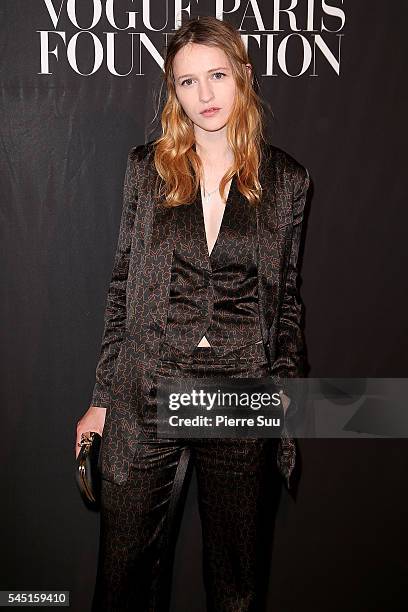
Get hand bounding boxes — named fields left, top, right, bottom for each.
left=75, top=406, right=106, bottom=459
left=279, top=390, right=291, bottom=416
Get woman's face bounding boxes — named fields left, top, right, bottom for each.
left=172, top=43, right=238, bottom=134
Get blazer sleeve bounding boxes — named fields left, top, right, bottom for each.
left=270, top=164, right=310, bottom=389
left=89, top=146, right=140, bottom=409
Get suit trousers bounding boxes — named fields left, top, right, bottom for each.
left=92, top=341, right=280, bottom=612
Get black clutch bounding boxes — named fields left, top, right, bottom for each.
left=75, top=431, right=102, bottom=510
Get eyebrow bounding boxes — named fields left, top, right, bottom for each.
left=176, top=66, right=230, bottom=81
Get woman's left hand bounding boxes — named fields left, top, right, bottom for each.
left=279, top=391, right=291, bottom=415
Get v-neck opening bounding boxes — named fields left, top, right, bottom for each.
left=199, top=175, right=235, bottom=259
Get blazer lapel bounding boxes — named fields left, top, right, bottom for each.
left=145, top=201, right=177, bottom=332
left=255, top=149, right=281, bottom=346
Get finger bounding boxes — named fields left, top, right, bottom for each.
left=75, top=433, right=82, bottom=459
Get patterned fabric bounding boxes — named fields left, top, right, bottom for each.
left=89, top=140, right=310, bottom=492
left=163, top=172, right=263, bottom=356
left=92, top=342, right=279, bottom=612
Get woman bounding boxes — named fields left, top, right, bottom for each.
left=76, top=15, right=310, bottom=612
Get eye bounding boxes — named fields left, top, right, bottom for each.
left=180, top=72, right=227, bottom=87
left=212, top=72, right=226, bottom=80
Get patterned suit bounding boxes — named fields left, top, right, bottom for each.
left=90, top=140, right=310, bottom=493
left=90, top=140, right=310, bottom=611
left=92, top=341, right=279, bottom=612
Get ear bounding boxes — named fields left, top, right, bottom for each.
left=245, top=63, right=253, bottom=81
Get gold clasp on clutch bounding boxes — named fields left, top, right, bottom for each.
left=80, top=431, right=95, bottom=448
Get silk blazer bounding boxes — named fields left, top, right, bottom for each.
left=90, top=140, right=311, bottom=492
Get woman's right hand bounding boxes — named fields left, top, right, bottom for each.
left=75, top=406, right=107, bottom=459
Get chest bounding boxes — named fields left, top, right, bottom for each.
left=201, top=179, right=232, bottom=256
left=172, top=175, right=258, bottom=274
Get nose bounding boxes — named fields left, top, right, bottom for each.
left=198, top=79, right=215, bottom=104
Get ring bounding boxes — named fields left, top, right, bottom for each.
left=78, top=432, right=93, bottom=448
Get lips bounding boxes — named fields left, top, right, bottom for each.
left=200, top=107, right=220, bottom=114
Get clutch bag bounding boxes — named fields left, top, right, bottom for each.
left=75, top=431, right=102, bottom=510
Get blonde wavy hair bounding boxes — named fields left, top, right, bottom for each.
left=153, top=16, right=269, bottom=208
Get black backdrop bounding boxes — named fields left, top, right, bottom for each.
left=1, top=2, right=408, bottom=610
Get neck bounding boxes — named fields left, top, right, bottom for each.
left=194, top=131, right=234, bottom=167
